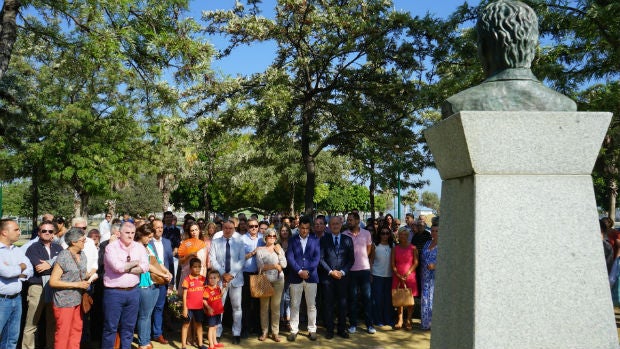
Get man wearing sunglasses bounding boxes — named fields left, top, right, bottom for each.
left=23, top=221, right=63, bottom=349
left=241, top=217, right=265, bottom=337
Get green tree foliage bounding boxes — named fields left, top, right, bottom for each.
left=315, top=183, right=370, bottom=215
left=581, top=83, right=620, bottom=215
left=1, top=179, right=75, bottom=218
left=374, top=191, right=393, bottom=214
left=114, top=174, right=163, bottom=217
left=0, top=0, right=213, bottom=220
left=1, top=180, right=29, bottom=217
left=401, top=189, right=419, bottom=210
left=420, top=191, right=440, bottom=213
left=201, top=0, right=441, bottom=215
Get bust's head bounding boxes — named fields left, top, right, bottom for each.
left=477, top=0, right=538, bottom=77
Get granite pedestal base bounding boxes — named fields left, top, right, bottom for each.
left=424, top=112, right=618, bottom=349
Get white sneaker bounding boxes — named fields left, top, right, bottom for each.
left=367, top=326, right=376, bottom=334
left=348, top=326, right=356, bottom=334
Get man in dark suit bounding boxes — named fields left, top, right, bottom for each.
left=149, top=219, right=175, bottom=344
left=285, top=216, right=321, bottom=342
left=319, top=216, right=354, bottom=339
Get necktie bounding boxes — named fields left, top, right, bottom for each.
left=334, top=236, right=339, bottom=251
left=225, top=238, right=231, bottom=273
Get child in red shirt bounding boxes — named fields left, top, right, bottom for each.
left=182, top=258, right=206, bottom=349
left=203, top=270, right=224, bottom=349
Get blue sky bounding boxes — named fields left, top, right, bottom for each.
left=188, top=0, right=481, bottom=203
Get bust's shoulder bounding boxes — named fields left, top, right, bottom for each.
left=441, top=78, right=576, bottom=118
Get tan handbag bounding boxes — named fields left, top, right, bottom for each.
left=149, top=255, right=167, bottom=285
left=250, top=270, right=274, bottom=298
left=392, top=281, right=414, bottom=307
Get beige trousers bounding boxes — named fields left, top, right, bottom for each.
left=259, top=278, right=284, bottom=336
left=22, top=284, right=55, bottom=349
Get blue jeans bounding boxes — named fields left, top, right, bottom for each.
left=137, top=286, right=160, bottom=346
left=102, top=287, right=140, bottom=349
left=280, top=280, right=290, bottom=319
left=0, top=295, right=22, bottom=349
left=371, top=275, right=394, bottom=326
left=151, top=284, right=167, bottom=339
left=348, top=269, right=373, bottom=327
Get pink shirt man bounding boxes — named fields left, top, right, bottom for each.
left=343, top=228, right=372, bottom=271
left=103, top=238, right=149, bottom=288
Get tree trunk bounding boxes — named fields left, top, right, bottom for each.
left=106, top=199, right=116, bottom=217
left=80, top=192, right=89, bottom=217
left=369, top=170, right=376, bottom=220
left=203, top=181, right=211, bottom=220
left=289, top=182, right=296, bottom=216
left=30, top=170, right=39, bottom=231
left=0, top=0, right=21, bottom=81
left=608, top=177, right=618, bottom=223
left=73, top=189, right=81, bottom=218
left=301, top=106, right=315, bottom=217
left=162, top=188, right=171, bottom=213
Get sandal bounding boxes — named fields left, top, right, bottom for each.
left=404, top=322, right=412, bottom=330
left=394, top=321, right=403, bottom=330
left=258, top=334, right=267, bottom=341
left=271, top=334, right=281, bottom=342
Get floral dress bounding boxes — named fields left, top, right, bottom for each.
left=421, top=240, right=437, bottom=330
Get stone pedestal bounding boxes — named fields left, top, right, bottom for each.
left=424, top=111, right=618, bottom=349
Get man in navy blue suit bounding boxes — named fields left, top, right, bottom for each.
left=149, top=219, right=175, bottom=344
left=285, top=216, right=320, bottom=342
left=319, top=216, right=354, bottom=339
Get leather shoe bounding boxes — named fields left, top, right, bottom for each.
left=325, top=332, right=334, bottom=339
left=287, top=333, right=297, bottom=342
left=154, top=335, right=168, bottom=345
left=338, top=331, right=350, bottom=339
left=309, top=332, right=317, bottom=341
left=232, top=336, right=241, bottom=344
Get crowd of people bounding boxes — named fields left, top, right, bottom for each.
left=0, top=210, right=439, bottom=349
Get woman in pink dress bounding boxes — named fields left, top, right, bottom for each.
left=391, top=227, right=419, bottom=330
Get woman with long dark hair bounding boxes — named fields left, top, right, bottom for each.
left=135, top=224, right=171, bottom=349
left=370, top=226, right=395, bottom=327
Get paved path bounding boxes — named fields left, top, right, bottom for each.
left=143, top=308, right=620, bottom=349
left=147, top=320, right=431, bottom=349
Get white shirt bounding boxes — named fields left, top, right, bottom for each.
left=212, top=231, right=241, bottom=240
left=99, top=219, right=111, bottom=242
left=299, top=235, right=308, bottom=254
left=152, top=237, right=164, bottom=261
left=83, top=237, right=99, bottom=274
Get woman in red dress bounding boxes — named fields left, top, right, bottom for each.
left=391, top=227, right=419, bottom=330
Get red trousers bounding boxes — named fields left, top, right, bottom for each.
left=53, top=305, right=83, bottom=349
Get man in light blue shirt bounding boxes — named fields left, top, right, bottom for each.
left=0, top=219, right=34, bottom=349
left=240, top=218, right=265, bottom=337
left=209, top=220, right=246, bottom=345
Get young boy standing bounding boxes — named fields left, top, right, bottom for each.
left=182, top=258, right=206, bottom=349
left=203, top=270, right=224, bottom=349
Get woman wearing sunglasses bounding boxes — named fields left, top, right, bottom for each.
left=255, top=228, right=287, bottom=342
left=370, top=227, right=395, bottom=328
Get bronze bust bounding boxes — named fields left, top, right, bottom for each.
left=441, top=0, right=576, bottom=118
